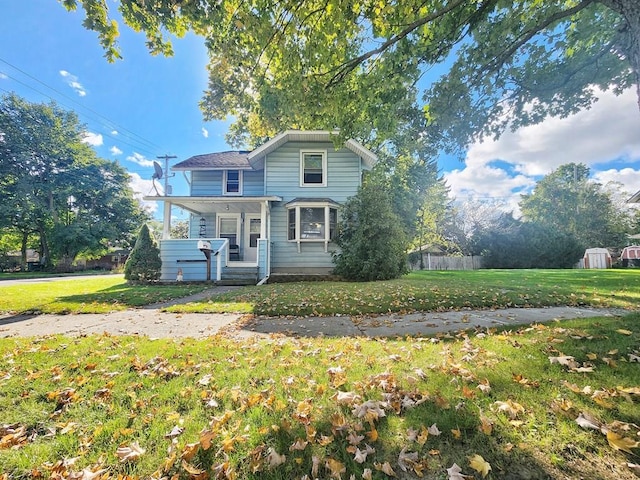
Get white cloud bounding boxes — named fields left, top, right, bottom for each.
left=445, top=87, right=640, bottom=211
left=126, top=152, right=155, bottom=167
left=59, top=70, right=87, bottom=97
left=111, top=130, right=118, bottom=135
left=0, top=72, right=7, bottom=80
left=82, top=131, right=103, bottom=146
left=201, top=127, right=209, bottom=138
left=593, top=167, right=640, bottom=199
left=110, top=145, right=123, bottom=155
left=128, top=172, right=161, bottom=214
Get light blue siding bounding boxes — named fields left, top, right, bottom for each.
left=190, top=170, right=264, bottom=196
left=192, top=171, right=222, bottom=196
left=189, top=214, right=216, bottom=239
left=243, top=170, right=265, bottom=195
left=265, top=142, right=361, bottom=202
left=264, top=141, right=361, bottom=273
left=160, top=239, right=227, bottom=281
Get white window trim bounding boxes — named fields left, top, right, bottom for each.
left=287, top=201, right=338, bottom=252
left=223, top=169, right=243, bottom=196
left=300, top=150, right=327, bottom=187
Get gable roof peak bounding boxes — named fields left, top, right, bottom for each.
left=247, top=130, right=377, bottom=169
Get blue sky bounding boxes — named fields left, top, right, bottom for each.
left=2, top=0, right=640, bottom=220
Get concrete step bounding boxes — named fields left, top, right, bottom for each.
left=218, top=267, right=258, bottom=286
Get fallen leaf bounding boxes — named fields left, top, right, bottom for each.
left=446, top=463, right=468, bottom=480
left=607, top=431, right=640, bottom=454
left=575, top=412, right=602, bottom=431
left=468, top=454, right=491, bottom=478
left=325, top=458, right=346, bottom=478
left=492, top=400, right=524, bottom=419
left=398, top=447, right=419, bottom=472
left=375, top=461, right=396, bottom=476
left=616, top=329, right=633, bottom=335
left=115, top=442, right=145, bottom=463
left=265, top=447, right=286, bottom=468
left=479, top=414, right=493, bottom=435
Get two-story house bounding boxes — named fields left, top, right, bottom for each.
left=145, top=130, right=377, bottom=284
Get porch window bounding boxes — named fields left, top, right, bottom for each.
left=300, top=151, right=327, bottom=187
left=287, top=201, right=338, bottom=251
left=224, top=170, right=242, bottom=195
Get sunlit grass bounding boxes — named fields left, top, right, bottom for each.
left=0, top=315, right=638, bottom=479
left=0, top=276, right=212, bottom=314
left=167, top=269, right=640, bottom=316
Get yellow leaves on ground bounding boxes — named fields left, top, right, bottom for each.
left=606, top=431, right=640, bottom=454
left=468, top=454, right=492, bottom=477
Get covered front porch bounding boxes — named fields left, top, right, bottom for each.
left=145, top=195, right=281, bottom=284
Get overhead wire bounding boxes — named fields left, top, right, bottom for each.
left=0, top=58, right=164, bottom=160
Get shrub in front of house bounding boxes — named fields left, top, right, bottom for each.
left=124, top=224, right=161, bottom=283
left=333, top=182, right=408, bottom=281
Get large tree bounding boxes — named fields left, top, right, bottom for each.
left=0, top=93, right=148, bottom=270
left=519, top=163, right=629, bottom=249
left=62, top=0, right=639, bottom=149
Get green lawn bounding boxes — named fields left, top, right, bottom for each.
left=2, top=269, right=639, bottom=316
left=0, top=276, right=212, bottom=314
left=0, top=316, right=638, bottom=479
left=167, top=269, right=640, bottom=315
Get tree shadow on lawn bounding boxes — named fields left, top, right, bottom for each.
left=44, top=283, right=212, bottom=312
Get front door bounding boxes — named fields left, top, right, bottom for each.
left=217, top=215, right=241, bottom=260
left=244, top=215, right=261, bottom=263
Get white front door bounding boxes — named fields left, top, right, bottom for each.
left=244, top=215, right=261, bottom=263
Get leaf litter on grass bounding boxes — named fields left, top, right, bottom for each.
left=0, top=315, right=638, bottom=479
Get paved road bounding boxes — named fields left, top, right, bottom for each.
left=0, top=273, right=119, bottom=287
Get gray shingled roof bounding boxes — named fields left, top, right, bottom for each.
left=172, top=151, right=252, bottom=171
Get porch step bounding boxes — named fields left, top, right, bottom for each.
left=218, top=266, right=259, bottom=286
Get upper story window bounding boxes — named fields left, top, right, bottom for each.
left=224, top=170, right=242, bottom=195
left=300, top=151, right=327, bottom=187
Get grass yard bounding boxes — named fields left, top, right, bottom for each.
left=0, top=276, right=211, bottom=314
left=167, top=269, right=640, bottom=315
left=0, top=316, right=638, bottom=479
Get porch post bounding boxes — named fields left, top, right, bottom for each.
left=162, top=201, right=172, bottom=239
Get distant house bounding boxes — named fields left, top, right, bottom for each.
left=144, top=131, right=377, bottom=284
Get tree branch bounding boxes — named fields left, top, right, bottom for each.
left=478, top=0, right=596, bottom=77
left=325, top=0, right=470, bottom=87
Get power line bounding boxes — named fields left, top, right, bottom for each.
left=0, top=57, right=165, bottom=156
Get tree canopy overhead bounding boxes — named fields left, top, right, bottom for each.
left=62, top=0, right=639, bottom=149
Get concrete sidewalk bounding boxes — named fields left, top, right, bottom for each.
left=239, top=306, right=628, bottom=338
left=2, top=305, right=624, bottom=340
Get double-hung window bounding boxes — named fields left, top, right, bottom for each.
left=300, top=151, right=327, bottom=187
left=223, top=170, right=242, bottom=195
left=287, top=200, right=338, bottom=252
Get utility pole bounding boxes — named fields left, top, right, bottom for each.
left=157, top=154, right=176, bottom=194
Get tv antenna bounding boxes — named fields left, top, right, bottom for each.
left=154, top=154, right=176, bottom=195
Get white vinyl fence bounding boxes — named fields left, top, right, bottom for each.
left=409, top=254, right=483, bottom=271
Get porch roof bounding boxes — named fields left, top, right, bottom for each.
left=142, top=195, right=282, bottom=214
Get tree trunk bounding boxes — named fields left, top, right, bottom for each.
left=600, top=0, right=640, bottom=110
left=20, top=230, right=28, bottom=271
left=38, top=223, right=51, bottom=270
